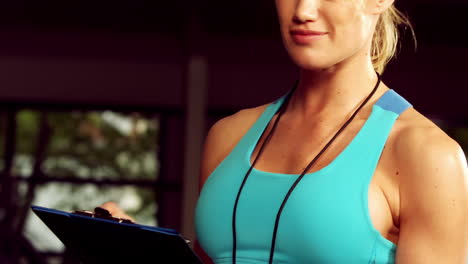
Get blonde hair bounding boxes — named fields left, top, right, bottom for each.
left=371, top=5, right=416, bottom=73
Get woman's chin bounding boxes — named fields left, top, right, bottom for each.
left=286, top=49, right=335, bottom=71
left=290, top=58, right=335, bottom=72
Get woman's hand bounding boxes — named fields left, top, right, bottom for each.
left=97, top=201, right=136, bottom=223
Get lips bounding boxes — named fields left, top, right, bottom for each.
left=290, top=29, right=328, bottom=44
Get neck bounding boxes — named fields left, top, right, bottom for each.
left=288, top=59, right=380, bottom=120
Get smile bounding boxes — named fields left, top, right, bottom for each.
left=290, top=29, right=328, bottom=44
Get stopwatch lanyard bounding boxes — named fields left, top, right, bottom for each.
left=231, top=72, right=381, bottom=264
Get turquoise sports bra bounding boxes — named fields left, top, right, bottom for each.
left=195, top=89, right=412, bottom=264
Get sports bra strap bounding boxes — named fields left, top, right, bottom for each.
left=375, top=89, right=412, bottom=115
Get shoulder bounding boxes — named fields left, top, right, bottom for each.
left=392, top=108, right=466, bottom=187
left=392, top=108, right=467, bottom=200
left=199, top=103, right=269, bottom=189
left=391, top=109, right=468, bottom=261
left=206, top=104, right=268, bottom=149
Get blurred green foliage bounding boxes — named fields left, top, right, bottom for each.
left=13, top=110, right=159, bottom=180
left=0, top=109, right=161, bottom=255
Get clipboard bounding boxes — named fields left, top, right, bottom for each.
left=31, top=205, right=203, bottom=264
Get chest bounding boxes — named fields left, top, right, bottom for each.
left=250, top=119, right=401, bottom=244
left=196, top=134, right=399, bottom=263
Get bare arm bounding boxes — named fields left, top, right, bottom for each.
left=396, top=127, right=468, bottom=263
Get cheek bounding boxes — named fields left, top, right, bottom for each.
left=329, top=9, right=371, bottom=49
left=275, top=0, right=294, bottom=30
left=331, top=9, right=362, bottom=38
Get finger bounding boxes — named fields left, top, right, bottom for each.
left=99, top=201, right=122, bottom=215
left=97, top=202, right=136, bottom=223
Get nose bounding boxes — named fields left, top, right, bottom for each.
left=293, top=0, right=319, bottom=23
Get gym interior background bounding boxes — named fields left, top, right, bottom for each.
left=0, top=0, right=466, bottom=263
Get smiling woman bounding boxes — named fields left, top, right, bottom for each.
left=194, top=0, right=468, bottom=263
left=276, top=0, right=414, bottom=73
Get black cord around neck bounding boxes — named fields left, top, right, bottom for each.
left=232, top=73, right=381, bottom=264
left=231, top=81, right=296, bottom=264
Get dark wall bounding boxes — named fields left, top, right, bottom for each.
left=0, top=0, right=465, bottom=120
left=0, top=31, right=185, bottom=110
